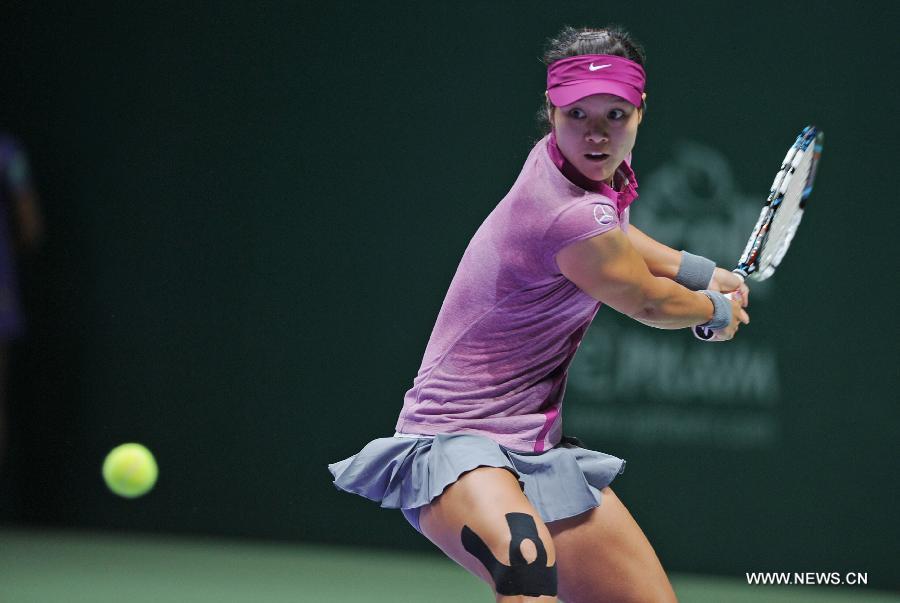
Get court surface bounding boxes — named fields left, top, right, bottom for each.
left=1, top=527, right=896, bottom=602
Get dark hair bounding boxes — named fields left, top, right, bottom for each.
left=536, top=25, right=647, bottom=135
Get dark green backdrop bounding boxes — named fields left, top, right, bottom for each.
left=1, top=0, right=897, bottom=590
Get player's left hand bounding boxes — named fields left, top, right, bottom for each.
left=709, top=267, right=750, bottom=307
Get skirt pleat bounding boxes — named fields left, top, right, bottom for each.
left=328, top=433, right=626, bottom=524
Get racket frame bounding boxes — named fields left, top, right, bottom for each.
left=733, top=125, right=824, bottom=281
left=693, top=125, right=824, bottom=341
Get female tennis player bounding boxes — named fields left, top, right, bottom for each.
left=330, top=26, right=749, bottom=602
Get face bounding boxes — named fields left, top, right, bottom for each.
left=548, top=92, right=646, bottom=184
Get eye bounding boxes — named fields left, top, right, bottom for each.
left=568, top=108, right=586, bottom=119
left=609, top=109, right=627, bottom=120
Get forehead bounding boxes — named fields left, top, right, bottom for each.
left=558, top=93, right=634, bottom=109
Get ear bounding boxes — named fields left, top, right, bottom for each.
left=638, top=92, right=647, bottom=124
left=545, top=91, right=555, bottom=125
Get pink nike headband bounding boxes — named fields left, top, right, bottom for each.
left=546, top=54, right=646, bottom=108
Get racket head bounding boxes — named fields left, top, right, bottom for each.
left=735, top=126, right=824, bottom=281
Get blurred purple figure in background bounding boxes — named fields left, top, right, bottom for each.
left=0, top=132, right=44, bottom=467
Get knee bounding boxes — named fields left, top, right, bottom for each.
left=461, top=512, right=558, bottom=598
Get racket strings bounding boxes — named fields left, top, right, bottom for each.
left=758, top=155, right=812, bottom=277
left=737, top=127, right=822, bottom=281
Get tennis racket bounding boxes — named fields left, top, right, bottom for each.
left=695, top=125, right=824, bottom=341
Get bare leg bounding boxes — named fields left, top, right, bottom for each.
left=548, top=486, right=678, bottom=603
left=419, top=467, right=558, bottom=603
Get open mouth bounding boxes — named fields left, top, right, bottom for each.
left=584, top=153, right=609, bottom=162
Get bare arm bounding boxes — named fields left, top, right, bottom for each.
left=627, top=225, right=750, bottom=305
left=625, top=225, right=681, bottom=279
left=557, top=228, right=748, bottom=332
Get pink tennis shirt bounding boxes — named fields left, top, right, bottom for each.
left=395, top=133, right=639, bottom=452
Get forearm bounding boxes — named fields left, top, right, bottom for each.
left=628, top=225, right=720, bottom=291
left=625, top=226, right=681, bottom=279
left=629, top=276, right=715, bottom=329
left=557, top=228, right=726, bottom=330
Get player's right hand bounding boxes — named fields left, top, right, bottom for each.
left=717, top=292, right=750, bottom=340
left=692, top=292, right=749, bottom=342
left=709, top=267, right=751, bottom=308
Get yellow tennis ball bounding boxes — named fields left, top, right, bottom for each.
left=102, top=443, right=158, bottom=498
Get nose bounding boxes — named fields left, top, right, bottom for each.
left=585, top=123, right=609, bottom=144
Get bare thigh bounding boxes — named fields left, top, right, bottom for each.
left=418, top=466, right=558, bottom=603
left=547, top=486, right=677, bottom=603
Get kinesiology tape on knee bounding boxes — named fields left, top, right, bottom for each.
left=461, top=512, right=557, bottom=597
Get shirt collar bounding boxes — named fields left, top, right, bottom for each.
left=547, top=131, right=639, bottom=211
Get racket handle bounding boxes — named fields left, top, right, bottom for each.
left=692, top=291, right=740, bottom=342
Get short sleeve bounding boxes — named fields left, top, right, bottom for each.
left=542, top=198, right=620, bottom=274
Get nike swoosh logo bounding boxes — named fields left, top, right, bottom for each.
left=589, top=63, right=612, bottom=71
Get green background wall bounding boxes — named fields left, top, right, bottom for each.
left=1, top=1, right=896, bottom=590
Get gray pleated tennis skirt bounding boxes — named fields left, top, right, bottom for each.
left=328, top=433, right=626, bottom=533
